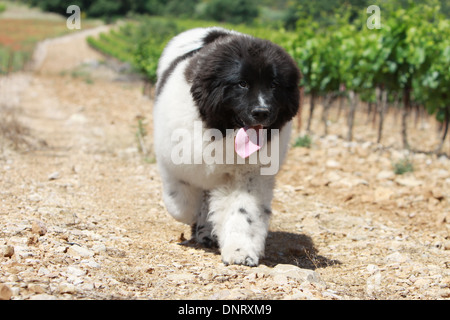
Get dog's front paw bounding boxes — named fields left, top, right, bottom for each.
left=221, top=246, right=259, bottom=267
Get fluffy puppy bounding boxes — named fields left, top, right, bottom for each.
left=153, top=27, right=300, bottom=266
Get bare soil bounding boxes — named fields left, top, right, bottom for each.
left=0, top=26, right=449, bottom=300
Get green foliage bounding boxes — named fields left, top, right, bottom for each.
left=86, top=33, right=134, bottom=64
left=25, top=0, right=200, bottom=20
left=200, top=0, right=259, bottom=25
left=393, top=157, right=414, bottom=175
left=88, top=18, right=180, bottom=83
left=86, top=0, right=123, bottom=20
left=131, top=18, right=180, bottom=83
left=0, top=49, right=31, bottom=74
left=26, top=0, right=257, bottom=24
left=415, top=18, right=450, bottom=122
left=287, top=1, right=449, bottom=126
left=293, top=135, right=312, bottom=148
left=284, top=0, right=450, bottom=30
left=0, top=3, right=6, bottom=13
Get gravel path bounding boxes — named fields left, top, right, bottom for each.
left=0, top=26, right=449, bottom=300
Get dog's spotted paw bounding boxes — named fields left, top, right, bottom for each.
left=221, top=247, right=259, bottom=267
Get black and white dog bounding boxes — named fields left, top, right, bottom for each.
left=153, top=27, right=300, bottom=266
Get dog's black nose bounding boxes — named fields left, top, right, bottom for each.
left=251, top=107, right=270, bottom=122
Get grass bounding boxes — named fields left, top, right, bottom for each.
left=393, top=157, right=414, bottom=175
left=135, top=116, right=155, bottom=164
left=293, top=135, right=312, bottom=148
left=70, top=68, right=94, bottom=84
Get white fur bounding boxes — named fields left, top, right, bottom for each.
left=153, top=28, right=293, bottom=266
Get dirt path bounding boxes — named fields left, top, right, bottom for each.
left=1, top=27, right=449, bottom=300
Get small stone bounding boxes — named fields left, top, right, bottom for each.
left=37, top=267, right=50, bottom=276
left=430, top=188, right=444, bottom=201
left=82, top=259, right=101, bottom=269
left=167, top=273, right=196, bottom=282
left=67, top=266, right=86, bottom=277
left=199, top=270, right=214, bottom=281
left=385, top=252, right=411, bottom=264
left=329, top=177, right=368, bottom=188
left=59, top=283, right=76, bottom=294
left=0, top=284, right=13, bottom=300
left=439, top=288, right=450, bottom=298
left=67, top=245, right=94, bottom=258
left=270, top=264, right=324, bottom=285
left=376, top=170, right=395, bottom=180
left=414, top=278, right=431, bottom=289
left=29, top=294, right=57, bottom=300
left=28, top=284, right=46, bottom=294
left=92, top=243, right=107, bottom=254
left=443, top=241, right=450, bottom=251
left=81, top=282, right=94, bottom=291
left=395, top=176, right=423, bottom=187
left=48, top=171, right=61, bottom=180
left=32, top=220, right=47, bottom=236
left=2, top=245, right=14, bottom=258
left=374, top=187, right=395, bottom=202
left=326, top=159, right=340, bottom=168
left=28, top=193, right=42, bottom=202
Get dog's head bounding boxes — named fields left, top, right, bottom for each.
left=186, top=34, right=301, bottom=136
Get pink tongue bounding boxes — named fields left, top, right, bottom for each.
left=235, top=126, right=265, bottom=159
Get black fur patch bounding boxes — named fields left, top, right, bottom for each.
left=156, top=48, right=201, bottom=97
left=202, top=29, right=231, bottom=46
left=239, top=208, right=248, bottom=214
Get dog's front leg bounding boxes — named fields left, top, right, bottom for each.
left=208, top=176, right=274, bottom=266
left=160, top=169, right=203, bottom=225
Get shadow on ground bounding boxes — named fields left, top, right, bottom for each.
left=263, top=231, right=340, bottom=269
left=180, top=230, right=340, bottom=269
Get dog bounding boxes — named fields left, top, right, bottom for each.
left=153, top=27, right=300, bottom=266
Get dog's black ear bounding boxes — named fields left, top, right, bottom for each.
left=285, top=77, right=301, bottom=118
left=279, top=55, right=302, bottom=120
left=186, top=52, right=227, bottom=126
left=190, top=73, right=224, bottom=120
left=270, top=54, right=301, bottom=129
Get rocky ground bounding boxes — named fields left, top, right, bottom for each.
left=0, top=25, right=449, bottom=300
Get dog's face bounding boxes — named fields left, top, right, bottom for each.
left=186, top=35, right=301, bottom=136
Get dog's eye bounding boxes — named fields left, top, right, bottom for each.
left=238, top=80, right=249, bottom=89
